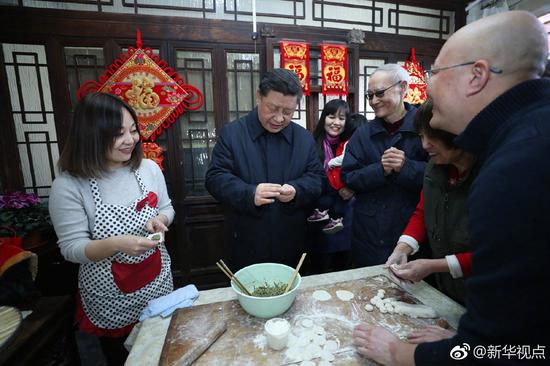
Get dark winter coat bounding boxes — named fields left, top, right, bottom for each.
left=205, top=108, right=324, bottom=270
left=415, top=79, right=550, bottom=365
left=423, top=160, right=475, bottom=304
left=341, top=104, right=428, bottom=266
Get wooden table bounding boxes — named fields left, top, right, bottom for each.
left=125, top=265, right=465, bottom=366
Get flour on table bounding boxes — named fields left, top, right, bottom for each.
left=335, top=290, right=354, bottom=301
left=252, top=333, right=266, bottom=350
left=312, top=290, right=332, bottom=301
left=300, top=361, right=316, bottom=366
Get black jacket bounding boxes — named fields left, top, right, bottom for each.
left=205, top=108, right=324, bottom=270
left=341, top=104, right=428, bottom=266
left=415, top=79, right=550, bottom=365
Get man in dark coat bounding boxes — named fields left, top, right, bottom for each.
left=205, top=69, right=324, bottom=270
left=341, top=63, right=428, bottom=267
left=353, top=11, right=550, bottom=365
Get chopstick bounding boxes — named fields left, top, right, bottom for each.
left=215, top=262, right=245, bottom=293
left=284, top=253, right=307, bottom=293
left=220, top=260, right=251, bottom=295
left=216, top=260, right=252, bottom=296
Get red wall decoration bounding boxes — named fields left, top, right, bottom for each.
left=77, top=31, right=204, bottom=169
left=321, top=43, right=348, bottom=96
left=280, top=40, right=311, bottom=96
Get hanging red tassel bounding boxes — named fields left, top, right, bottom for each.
left=410, top=47, right=416, bottom=63
left=403, top=47, right=427, bottom=105
left=136, top=28, right=142, bottom=49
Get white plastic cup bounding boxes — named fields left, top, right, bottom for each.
left=264, top=318, right=290, bottom=351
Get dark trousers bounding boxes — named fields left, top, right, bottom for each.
left=99, top=336, right=128, bottom=366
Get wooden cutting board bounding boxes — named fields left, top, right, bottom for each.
left=159, top=304, right=227, bottom=366
left=160, top=275, right=450, bottom=366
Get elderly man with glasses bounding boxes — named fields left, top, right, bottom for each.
left=341, top=63, right=428, bottom=267
left=353, top=11, right=550, bottom=366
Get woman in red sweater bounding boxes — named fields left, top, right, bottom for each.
left=385, top=100, right=476, bottom=304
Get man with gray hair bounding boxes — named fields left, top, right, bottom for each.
left=353, top=11, right=550, bottom=365
left=341, top=63, right=428, bottom=267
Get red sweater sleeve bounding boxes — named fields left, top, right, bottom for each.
left=455, top=252, right=472, bottom=277
left=402, top=190, right=426, bottom=243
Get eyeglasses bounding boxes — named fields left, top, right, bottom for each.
left=424, top=61, right=503, bottom=81
left=366, top=81, right=401, bottom=100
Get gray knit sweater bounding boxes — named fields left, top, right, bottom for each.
left=49, top=159, right=175, bottom=264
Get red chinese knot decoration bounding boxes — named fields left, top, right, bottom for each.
left=280, top=40, right=310, bottom=96
left=77, top=30, right=204, bottom=169
left=321, top=43, right=348, bottom=96
left=403, top=48, right=427, bottom=105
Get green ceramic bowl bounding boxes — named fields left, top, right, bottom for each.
left=231, top=263, right=301, bottom=318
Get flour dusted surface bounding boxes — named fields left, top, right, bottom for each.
left=160, top=275, right=453, bottom=365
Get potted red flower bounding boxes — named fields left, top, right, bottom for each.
left=0, top=191, right=51, bottom=248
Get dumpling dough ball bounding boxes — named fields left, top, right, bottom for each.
left=320, top=350, right=335, bottom=362
left=336, top=290, right=355, bottom=301
left=301, top=318, right=314, bottom=328
left=313, top=334, right=326, bottom=346
left=285, top=347, right=302, bottom=362
left=323, top=340, right=339, bottom=353
left=303, top=344, right=322, bottom=360
left=297, top=333, right=311, bottom=347
left=312, top=290, right=332, bottom=301
left=365, top=304, right=374, bottom=312
left=313, top=325, right=326, bottom=336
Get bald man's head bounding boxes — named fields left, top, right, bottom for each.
left=428, top=11, right=548, bottom=135
left=441, top=11, right=547, bottom=78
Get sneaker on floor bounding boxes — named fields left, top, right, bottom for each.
left=322, top=217, right=344, bottom=234
left=307, top=209, right=329, bottom=222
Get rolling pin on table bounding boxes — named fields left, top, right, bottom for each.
left=124, top=265, right=465, bottom=366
